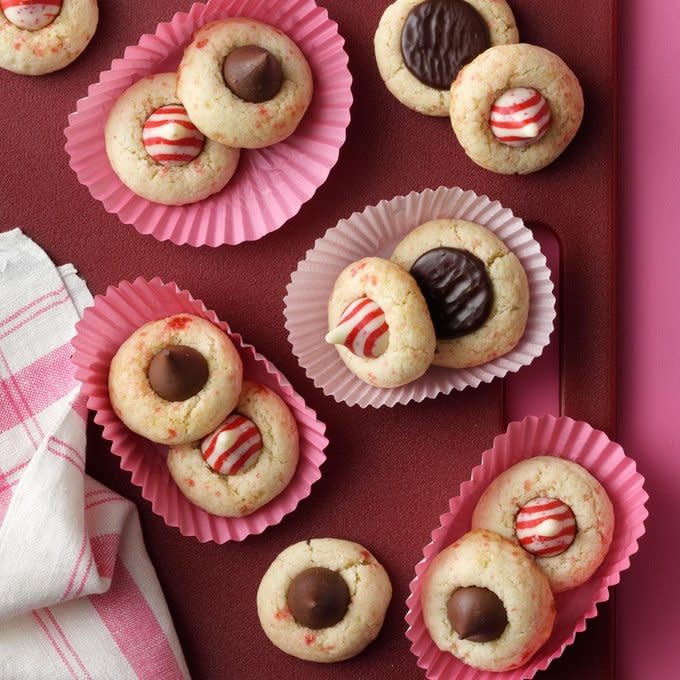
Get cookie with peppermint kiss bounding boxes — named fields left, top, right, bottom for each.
left=471, top=456, right=614, bottom=592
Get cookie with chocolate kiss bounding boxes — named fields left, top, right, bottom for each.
left=421, top=530, right=555, bottom=672
left=108, top=314, right=242, bottom=446
left=177, top=18, right=313, bottom=149
left=257, top=538, right=392, bottom=662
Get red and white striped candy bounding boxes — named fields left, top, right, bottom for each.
left=515, top=497, right=576, bottom=557
left=200, top=414, right=263, bottom=476
left=1, top=0, right=61, bottom=30
left=490, top=87, right=551, bottom=148
left=142, top=104, right=205, bottom=167
left=325, top=297, right=389, bottom=359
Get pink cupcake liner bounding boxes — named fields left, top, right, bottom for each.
left=405, top=415, right=648, bottom=680
left=64, top=0, right=352, bottom=247
left=284, top=186, right=556, bottom=408
left=71, top=277, right=328, bottom=542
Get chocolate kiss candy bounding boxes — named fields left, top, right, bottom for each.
left=447, top=586, right=508, bottom=642
left=286, top=567, right=350, bottom=630
left=223, top=45, right=284, bottom=103
left=147, top=345, right=209, bottom=402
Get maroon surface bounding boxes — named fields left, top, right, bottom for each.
left=0, top=1, right=616, bottom=678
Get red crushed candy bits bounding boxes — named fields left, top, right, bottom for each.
left=166, top=315, right=193, bottom=330
left=350, top=261, right=367, bottom=277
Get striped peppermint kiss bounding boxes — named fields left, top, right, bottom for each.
left=515, top=497, right=576, bottom=557
left=201, top=414, right=263, bottom=476
left=1, top=0, right=62, bottom=30
left=490, top=87, right=551, bottom=148
left=325, top=297, right=390, bottom=359
left=142, top=104, right=205, bottom=167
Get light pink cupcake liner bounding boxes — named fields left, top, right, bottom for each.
left=71, top=277, right=328, bottom=543
left=284, top=186, right=556, bottom=408
left=405, top=415, right=648, bottom=680
left=64, top=0, right=352, bottom=247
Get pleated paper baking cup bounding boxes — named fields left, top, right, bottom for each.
left=64, top=0, right=352, bottom=247
left=284, top=186, right=556, bottom=408
left=71, top=278, right=328, bottom=542
left=405, top=415, right=648, bottom=680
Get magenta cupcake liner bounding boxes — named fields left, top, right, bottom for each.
left=284, top=186, right=556, bottom=408
left=64, top=0, right=352, bottom=247
left=405, top=415, right=648, bottom=679
left=71, top=277, right=328, bottom=542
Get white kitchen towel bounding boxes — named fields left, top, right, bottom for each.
left=0, top=229, right=190, bottom=680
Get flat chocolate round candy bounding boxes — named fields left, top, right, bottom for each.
left=223, top=45, right=284, bottom=103
left=147, top=345, right=209, bottom=402
left=401, top=0, right=490, bottom=90
left=447, top=586, right=508, bottom=642
left=286, top=567, right=350, bottom=630
left=409, top=247, right=493, bottom=338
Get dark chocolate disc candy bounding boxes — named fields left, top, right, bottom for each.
left=409, top=247, right=493, bottom=338
left=286, top=567, right=350, bottom=630
left=447, top=586, right=508, bottom=642
left=223, top=45, right=284, bottom=103
left=401, top=0, right=490, bottom=90
left=147, top=345, right=209, bottom=402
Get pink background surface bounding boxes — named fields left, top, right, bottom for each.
left=617, top=1, right=680, bottom=677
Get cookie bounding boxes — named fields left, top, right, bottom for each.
left=422, top=529, right=555, bottom=672
left=390, top=219, right=529, bottom=368
left=326, top=257, right=436, bottom=388
left=105, top=72, right=240, bottom=206
left=177, top=18, right=313, bottom=149
left=257, top=538, right=392, bottom=662
left=167, top=380, right=299, bottom=517
left=374, top=0, right=518, bottom=116
left=471, top=456, right=615, bottom=592
left=0, top=0, right=97, bottom=75
left=108, top=314, right=243, bottom=446
left=450, top=43, right=584, bottom=173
